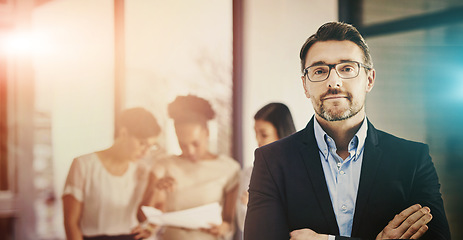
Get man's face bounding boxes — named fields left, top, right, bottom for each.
left=301, top=40, right=375, bottom=122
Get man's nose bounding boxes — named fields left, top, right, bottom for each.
left=326, top=68, right=342, bottom=88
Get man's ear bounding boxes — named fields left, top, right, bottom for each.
left=302, top=76, right=311, bottom=99
left=366, top=69, right=376, bottom=93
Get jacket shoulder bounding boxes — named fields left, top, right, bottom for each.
left=374, top=128, right=428, bottom=151
left=257, top=129, right=305, bottom=153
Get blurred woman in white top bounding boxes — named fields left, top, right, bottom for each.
left=62, top=107, right=161, bottom=240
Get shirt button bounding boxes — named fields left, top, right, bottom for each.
left=340, top=170, right=345, bottom=175
left=341, top=205, right=347, bottom=211
left=337, top=163, right=342, bottom=167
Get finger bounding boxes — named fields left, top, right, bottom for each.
left=157, top=179, right=175, bottom=191
left=290, top=229, right=310, bottom=237
left=400, top=212, right=432, bottom=239
left=130, top=226, right=141, bottom=233
left=397, top=206, right=431, bottom=236
left=389, top=204, right=422, bottom=229
left=162, top=178, right=176, bottom=192
left=375, top=231, right=383, bottom=240
left=290, top=230, right=298, bottom=237
left=200, top=228, right=214, bottom=235
left=163, top=176, right=175, bottom=184
left=208, top=225, right=219, bottom=234
left=133, top=231, right=143, bottom=240
left=209, top=229, right=219, bottom=236
left=210, top=227, right=222, bottom=236
left=410, top=225, right=429, bottom=239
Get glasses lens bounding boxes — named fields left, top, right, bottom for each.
left=307, top=65, right=329, bottom=82
left=305, top=62, right=362, bottom=82
left=335, top=62, right=359, bottom=79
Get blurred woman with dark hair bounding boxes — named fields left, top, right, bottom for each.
left=142, top=95, right=240, bottom=240
left=236, top=102, right=296, bottom=232
left=253, top=102, right=296, bottom=148
left=63, top=107, right=161, bottom=240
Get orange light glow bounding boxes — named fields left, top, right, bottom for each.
left=2, top=32, right=50, bottom=56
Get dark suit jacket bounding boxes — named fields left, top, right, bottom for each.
left=244, top=118, right=450, bottom=240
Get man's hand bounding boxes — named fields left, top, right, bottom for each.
left=376, top=204, right=432, bottom=240
left=290, top=228, right=329, bottom=240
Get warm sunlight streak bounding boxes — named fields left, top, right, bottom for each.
left=2, top=31, right=50, bottom=56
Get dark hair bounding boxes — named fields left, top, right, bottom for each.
left=168, top=95, right=215, bottom=125
left=116, top=107, right=161, bottom=139
left=254, top=102, right=296, bottom=139
left=299, top=22, right=372, bottom=73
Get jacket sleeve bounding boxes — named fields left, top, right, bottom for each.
left=244, top=148, right=290, bottom=240
left=410, top=144, right=451, bottom=240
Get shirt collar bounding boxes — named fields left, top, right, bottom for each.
left=313, top=116, right=368, bottom=161
left=314, top=117, right=329, bottom=160
left=355, top=117, right=368, bottom=158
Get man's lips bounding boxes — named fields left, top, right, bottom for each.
left=322, top=95, right=348, bottom=100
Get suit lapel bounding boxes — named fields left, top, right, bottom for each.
left=351, top=120, right=383, bottom=235
left=299, top=118, right=340, bottom=235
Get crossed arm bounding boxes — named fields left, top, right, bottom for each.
left=290, top=204, right=432, bottom=240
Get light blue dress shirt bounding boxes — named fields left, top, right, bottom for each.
left=313, top=117, right=368, bottom=239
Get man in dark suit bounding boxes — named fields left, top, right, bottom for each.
left=244, top=22, right=451, bottom=240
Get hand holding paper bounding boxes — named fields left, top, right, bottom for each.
left=141, top=202, right=222, bottom=229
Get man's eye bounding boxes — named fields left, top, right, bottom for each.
left=339, top=65, right=356, bottom=72
left=312, top=68, right=327, bottom=75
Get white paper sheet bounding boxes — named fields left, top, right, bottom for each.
left=141, top=202, right=223, bottom=229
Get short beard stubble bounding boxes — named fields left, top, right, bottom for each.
left=316, top=89, right=363, bottom=122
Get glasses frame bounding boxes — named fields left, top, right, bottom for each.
left=303, top=61, right=372, bottom=82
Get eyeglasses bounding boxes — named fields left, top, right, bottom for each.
left=303, top=61, right=371, bottom=82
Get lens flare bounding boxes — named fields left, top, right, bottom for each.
left=1, top=32, right=50, bottom=56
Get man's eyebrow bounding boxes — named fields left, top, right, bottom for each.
left=307, top=59, right=356, bottom=67
left=340, top=59, right=356, bottom=63
left=307, top=61, right=327, bottom=67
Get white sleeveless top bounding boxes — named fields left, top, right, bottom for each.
left=63, top=153, right=149, bottom=236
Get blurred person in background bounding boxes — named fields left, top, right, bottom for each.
left=141, top=95, right=240, bottom=240
left=236, top=102, right=296, bottom=232
left=62, top=107, right=161, bottom=240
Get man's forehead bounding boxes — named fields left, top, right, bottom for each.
left=305, top=40, right=364, bottom=67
